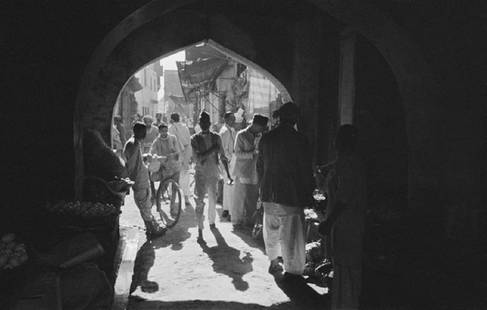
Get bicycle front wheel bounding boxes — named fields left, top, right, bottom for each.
left=155, top=179, right=182, bottom=228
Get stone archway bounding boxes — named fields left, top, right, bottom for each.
left=309, top=0, right=442, bottom=213
left=74, top=0, right=440, bottom=212
left=73, top=6, right=297, bottom=197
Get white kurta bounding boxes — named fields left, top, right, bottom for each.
left=232, top=127, right=260, bottom=224
left=142, top=125, right=159, bottom=154
left=169, top=122, right=192, bottom=197
left=219, top=124, right=236, bottom=212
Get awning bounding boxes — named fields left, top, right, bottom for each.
left=169, top=95, right=186, bottom=106
left=176, top=58, right=228, bottom=104
left=169, top=95, right=190, bottom=118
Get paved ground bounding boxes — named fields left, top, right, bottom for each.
left=115, top=190, right=328, bottom=310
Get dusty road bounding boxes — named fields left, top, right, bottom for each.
left=118, top=193, right=328, bottom=310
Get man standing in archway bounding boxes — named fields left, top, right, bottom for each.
left=257, top=102, right=314, bottom=277
left=319, top=125, right=366, bottom=310
left=168, top=113, right=192, bottom=204
left=191, top=112, right=230, bottom=242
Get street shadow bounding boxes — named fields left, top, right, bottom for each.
left=129, top=240, right=158, bottom=295
left=273, top=275, right=330, bottom=310
left=129, top=202, right=198, bottom=297
left=198, top=228, right=254, bottom=291
left=231, top=228, right=266, bottom=254
left=152, top=202, right=196, bottom=251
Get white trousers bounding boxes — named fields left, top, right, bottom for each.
left=179, top=145, right=192, bottom=198
left=263, top=202, right=306, bottom=275
left=179, top=168, right=191, bottom=197
left=222, top=162, right=234, bottom=212
left=231, top=179, right=259, bottom=225
left=194, top=173, right=217, bottom=229
left=222, top=181, right=234, bottom=212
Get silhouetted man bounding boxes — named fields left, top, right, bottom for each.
left=257, top=102, right=314, bottom=277
left=319, top=124, right=366, bottom=310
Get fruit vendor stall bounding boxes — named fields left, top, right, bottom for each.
left=0, top=130, right=132, bottom=309
left=0, top=176, right=132, bottom=309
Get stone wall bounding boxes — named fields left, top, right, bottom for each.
left=2, top=0, right=485, bottom=243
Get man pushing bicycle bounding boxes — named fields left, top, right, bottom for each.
left=124, top=122, right=166, bottom=239
left=148, top=123, right=181, bottom=217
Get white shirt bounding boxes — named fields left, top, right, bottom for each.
left=219, top=124, right=236, bottom=161
left=169, top=122, right=191, bottom=152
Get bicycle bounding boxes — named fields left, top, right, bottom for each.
left=149, top=170, right=183, bottom=229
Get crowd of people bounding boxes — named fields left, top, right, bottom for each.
left=114, top=102, right=366, bottom=310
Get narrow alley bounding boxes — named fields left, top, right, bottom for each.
left=116, top=194, right=328, bottom=310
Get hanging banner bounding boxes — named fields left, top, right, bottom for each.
left=176, top=58, right=228, bottom=105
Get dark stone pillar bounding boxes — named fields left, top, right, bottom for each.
left=291, top=16, right=323, bottom=164
left=317, top=30, right=339, bottom=164
left=338, top=29, right=356, bottom=125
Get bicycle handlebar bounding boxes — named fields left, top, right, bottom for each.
left=82, top=175, right=132, bottom=198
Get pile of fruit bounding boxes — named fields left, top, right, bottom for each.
left=0, top=234, right=28, bottom=270
left=46, top=201, right=120, bottom=218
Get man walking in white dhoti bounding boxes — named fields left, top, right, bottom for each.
left=219, top=112, right=237, bottom=221
left=169, top=113, right=192, bottom=205
left=257, top=102, right=314, bottom=278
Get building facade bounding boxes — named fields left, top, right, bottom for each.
left=134, top=63, right=163, bottom=118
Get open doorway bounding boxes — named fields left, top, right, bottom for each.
left=110, top=42, right=327, bottom=310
